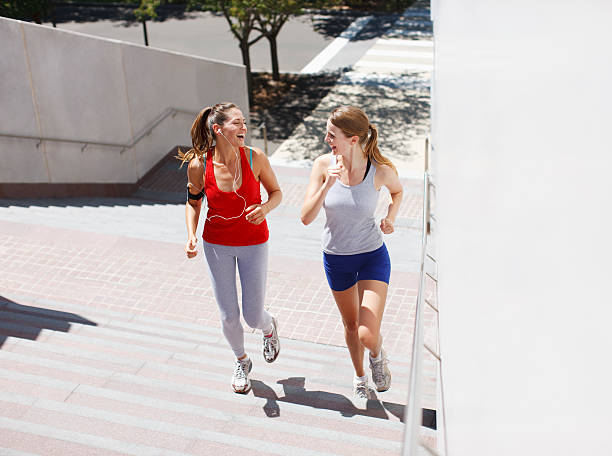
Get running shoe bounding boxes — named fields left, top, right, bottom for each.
left=232, top=357, right=252, bottom=394
left=263, top=316, right=280, bottom=363
left=369, top=348, right=392, bottom=392
left=353, top=378, right=371, bottom=400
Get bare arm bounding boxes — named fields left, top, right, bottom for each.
left=300, top=154, right=343, bottom=225
left=245, top=147, right=282, bottom=225
left=375, top=164, right=403, bottom=234
left=185, top=158, right=204, bottom=257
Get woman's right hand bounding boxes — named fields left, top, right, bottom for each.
left=325, top=154, right=344, bottom=188
left=301, top=154, right=340, bottom=225
left=185, top=237, right=198, bottom=258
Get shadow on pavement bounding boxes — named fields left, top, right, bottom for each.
left=250, top=71, right=346, bottom=143
left=251, top=377, right=405, bottom=422
left=51, top=3, right=205, bottom=25
left=0, top=195, right=179, bottom=208
left=310, top=11, right=362, bottom=38
left=0, top=295, right=97, bottom=348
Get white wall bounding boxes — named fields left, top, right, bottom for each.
left=433, top=0, right=612, bottom=454
left=0, top=16, right=248, bottom=184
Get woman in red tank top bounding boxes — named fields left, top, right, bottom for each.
left=179, top=102, right=282, bottom=394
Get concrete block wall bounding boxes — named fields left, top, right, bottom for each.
left=0, top=16, right=248, bottom=194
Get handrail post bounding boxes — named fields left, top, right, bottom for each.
left=262, top=122, right=268, bottom=156
left=425, top=136, right=431, bottom=235
left=425, top=136, right=430, bottom=173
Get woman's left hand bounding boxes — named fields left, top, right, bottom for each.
left=380, top=218, right=395, bottom=234
left=245, top=204, right=268, bottom=225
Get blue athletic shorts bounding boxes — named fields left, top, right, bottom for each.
left=323, top=243, right=391, bottom=292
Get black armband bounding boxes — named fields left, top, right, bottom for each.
left=187, top=190, right=204, bottom=201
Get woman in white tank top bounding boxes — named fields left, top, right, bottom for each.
left=300, top=106, right=404, bottom=399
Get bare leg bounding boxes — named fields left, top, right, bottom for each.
left=331, top=285, right=366, bottom=377
left=357, top=279, right=388, bottom=357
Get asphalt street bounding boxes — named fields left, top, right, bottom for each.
left=56, top=10, right=344, bottom=74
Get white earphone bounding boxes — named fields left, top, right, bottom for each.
left=206, top=128, right=247, bottom=222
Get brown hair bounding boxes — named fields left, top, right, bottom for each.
left=329, top=106, right=397, bottom=174
left=176, top=102, right=238, bottom=167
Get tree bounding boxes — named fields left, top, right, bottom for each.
left=254, top=0, right=340, bottom=81
left=190, top=0, right=265, bottom=104
left=134, top=0, right=160, bottom=46
left=252, top=0, right=300, bottom=81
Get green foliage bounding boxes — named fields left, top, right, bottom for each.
left=254, top=0, right=301, bottom=34
left=189, top=0, right=261, bottom=42
left=134, top=0, right=160, bottom=21
left=0, top=0, right=52, bottom=23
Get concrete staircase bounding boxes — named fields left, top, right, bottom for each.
left=0, top=143, right=431, bottom=455
left=1, top=294, right=412, bottom=456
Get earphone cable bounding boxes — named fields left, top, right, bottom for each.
left=206, top=140, right=247, bottom=222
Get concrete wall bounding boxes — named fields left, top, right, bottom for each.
left=0, top=16, right=248, bottom=187
left=432, top=0, right=612, bottom=454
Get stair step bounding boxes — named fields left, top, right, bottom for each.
left=1, top=388, right=401, bottom=454
left=0, top=363, right=404, bottom=455
left=1, top=292, right=413, bottom=365
left=2, top=328, right=409, bottom=401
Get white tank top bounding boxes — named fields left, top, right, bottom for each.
left=322, top=155, right=383, bottom=255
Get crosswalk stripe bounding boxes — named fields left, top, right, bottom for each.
left=355, top=61, right=433, bottom=71
left=378, top=38, right=433, bottom=47
left=354, top=35, right=433, bottom=74
left=367, top=50, right=433, bottom=59
left=301, top=16, right=373, bottom=73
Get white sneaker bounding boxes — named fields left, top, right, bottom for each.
left=369, top=348, right=391, bottom=392
left=353, top=378, right=372, bottom=400
left=232, top=357, right=252, bottom=394
left=263, top=316, right=280, bottom=363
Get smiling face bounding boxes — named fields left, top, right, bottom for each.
left=214, top=108, right=247, bottom=147
left=325, top=119, right=357, bottom=155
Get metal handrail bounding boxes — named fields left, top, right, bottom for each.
left=403, top=168, right=433, bottom=455
left=403, top=137, right=447, bottom=455
left=0, top=107, right=197, bottom=152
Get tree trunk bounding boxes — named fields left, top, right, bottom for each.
left=240, top=42, right=254, bottom=105
left=142, top=20, right=149, bottom=46
left=268, top=35, right=280, bottom=81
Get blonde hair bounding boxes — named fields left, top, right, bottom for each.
left=329, top=105, right=397, bottom=174
left=176, top=102, right=238, bottom=167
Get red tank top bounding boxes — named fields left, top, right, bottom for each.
left=203, top=147, right=269, bottom=246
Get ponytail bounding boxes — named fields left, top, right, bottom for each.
left=176, top=102, right=238, bottom=168
left=176, top=107, right=213, bottom=168
left=364, top=124, right=397, bottom=175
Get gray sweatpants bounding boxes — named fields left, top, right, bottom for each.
left=203, top=240, right=272, bottom=358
